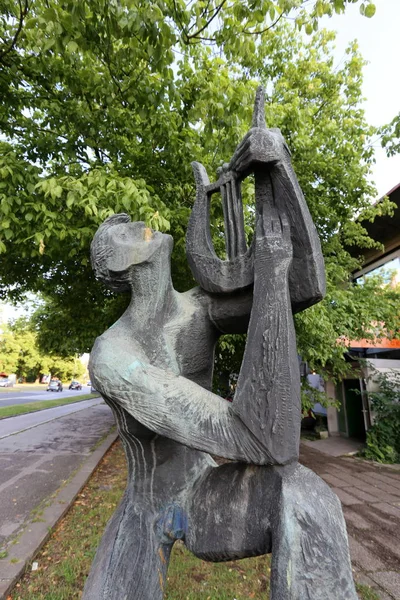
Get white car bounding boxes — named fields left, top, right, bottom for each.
left=0, top=378, right=12, bottom=387
left=47, top=380, right=63, bottom=392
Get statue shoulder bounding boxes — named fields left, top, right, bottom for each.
left=90, top=329, right=145, bottom=374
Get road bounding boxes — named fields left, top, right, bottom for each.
left=0, top=386, right=95, bottom=408
left=0, top=398, right=115, bottom=551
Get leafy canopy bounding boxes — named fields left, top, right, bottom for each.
left=1, top=0, right=398, bottom=385
left=0, top=318, right=85, bottom=381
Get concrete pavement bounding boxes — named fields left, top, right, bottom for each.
left=0, top=400, right=116, bottom=598
left=302, top=435, right=364, bottom=457
left=300, top=442, right=400, bottom=600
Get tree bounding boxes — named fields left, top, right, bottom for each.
left=0, top=318, right=85, bottom=381
left=380, top=112, right=400, bottom=157
left=0, top=327, right=20, bottom=374
left=1, top=0, right=398, bottom=385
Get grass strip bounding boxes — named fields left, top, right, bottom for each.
left=7, top=441, right=374, bottom=600
left=0, top=394, right=99, bottom=419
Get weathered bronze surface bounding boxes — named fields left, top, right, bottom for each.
left=83, top=89, right=356, bottom=600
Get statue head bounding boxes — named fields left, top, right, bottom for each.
left=90, top=213, right=173, bottom=292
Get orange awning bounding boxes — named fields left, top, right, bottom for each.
left=348, top=337, right=400, bottom=349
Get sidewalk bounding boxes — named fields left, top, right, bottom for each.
left=300, top=441, right=400, bottom=600
left=301, top=435, right=364, bottom=457
left=0, top=400, right=117, bottom=599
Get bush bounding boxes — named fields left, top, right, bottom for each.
left=362, top=369, right=400, bottom=464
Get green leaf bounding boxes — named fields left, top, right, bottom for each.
left=364, top=3, right=376, bottom=18
left=67, top=40, right=78, bottom=53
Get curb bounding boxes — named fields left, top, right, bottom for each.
left=0, top=429, right=119, bottom=599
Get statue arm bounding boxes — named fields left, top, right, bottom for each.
left=230, top=209, right=301, bottom=463
left=269, top=158, right=325, bottom=312
left=205, top=287, right=253, bottom=334
left=91, top=346, right=279, bottom=465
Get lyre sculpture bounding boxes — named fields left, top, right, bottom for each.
left=84, top=87, right=357, bottom=599
left=187, top=87, right=325, bottom=310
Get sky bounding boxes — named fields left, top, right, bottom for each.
left=325, top=0, right=400, bottom=198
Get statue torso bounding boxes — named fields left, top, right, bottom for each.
left=89, top=287, right=219, bottom=500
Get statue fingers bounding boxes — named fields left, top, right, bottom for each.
left=280, top=214, right=291, bottom=242
left=271, top=212, right=282, bottom=235
left=260, top=206, right=280, bottom=238
left=231, top=137, right=252, bottom=167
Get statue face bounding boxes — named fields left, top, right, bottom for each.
left=104, top=221, right=172, bottom=273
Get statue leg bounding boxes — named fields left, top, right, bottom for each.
left=270, top=463, right=357, bottom=600
left=184, top=462, right=274, bottom=561
left=184, top=462, right=357, bottom=599
left=82, top=490, right=172, bottom=600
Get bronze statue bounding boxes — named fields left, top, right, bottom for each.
left=83, top=89, right=356, bottom=600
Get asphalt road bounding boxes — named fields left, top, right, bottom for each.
left=0, top=399, right=115, bottom=549
left=0, top=386, right=95, bottom=408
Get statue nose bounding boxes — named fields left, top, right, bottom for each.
left=143, top=227, right=153, bottom=241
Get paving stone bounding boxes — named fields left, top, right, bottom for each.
left=343, top=486, right=382, bottom=503
left=372, top=503, right=400, bottom=519
left=361, top=507, right=399, bottom=528
left=329, top=469, right=369, bottom=488
left=332, top=487, right=362, bottom=506
left=343, top=508, right=371, bottom=530
left=348, top=536, right=387, bottom=571
left=352, top=483, right=400, bottom=503
left=371, top=533, right=400, bottom=561
left=300, top=445, right=400, bottom=596
left=360, top=477, right=400, bottom=498
left=370, top=482, right=400, bottom=498
left=320, top=473, right=350, bottom=487
left=370, top=571, right=400, bottom=599
left=367, top=472, right=400, bottom=492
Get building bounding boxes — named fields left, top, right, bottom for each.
left=326, top=183, right=400, bottom=439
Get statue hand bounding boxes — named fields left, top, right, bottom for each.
left=255, top=209, right=293, bottom=275
left=230, top=128, right=289, bottom=176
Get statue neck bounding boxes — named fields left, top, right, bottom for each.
left=125, top=257, right=178, bottom=324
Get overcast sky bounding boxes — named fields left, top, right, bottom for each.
left=325, top=0, right=400, bottom=198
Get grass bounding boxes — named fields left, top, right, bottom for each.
left=166, top=544, right=270, bottom=600
left=7, top=441, right=372, bottom=600
left=355, top=583, right=381, bottom=600
left=0, top=394, right=99, bottom=419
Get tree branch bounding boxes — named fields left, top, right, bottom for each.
left=186, top=0, right=212, bottom=34
left=242, top=13, right=284, bottom=35
left=0, top=0, right=29, bottom=64
left=184, top=0, right=227, bottom=42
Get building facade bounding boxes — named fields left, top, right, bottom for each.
left=326, top=183, right=400, bottom=439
